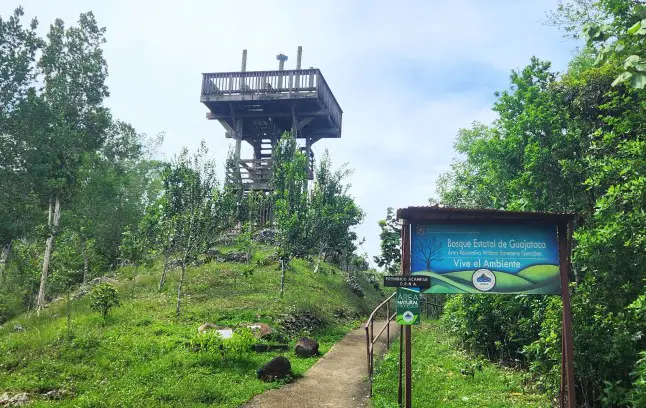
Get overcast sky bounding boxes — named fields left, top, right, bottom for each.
left=4, top=1, right=578, bottom=264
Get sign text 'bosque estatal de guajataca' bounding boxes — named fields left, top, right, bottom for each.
left=410, top=223, right=560, bottom=294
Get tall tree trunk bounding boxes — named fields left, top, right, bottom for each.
left=37, top=194, right=61, bottom=312
left=280, top=259, right=286, bottom=298
left=176, top=209, right=196, bottom=316
left=131, top=264, right=138, bottom=298
left=66, top=290, right=72, bottom=339
left=313, top=248, right=325, bottom=274
left=176, top=261, right=187, bottom=316
left=0, top=241, right=12, bottom=281
left=159, top=252, right=170, bottom=291
left=81, top=236, right=89, bottom=283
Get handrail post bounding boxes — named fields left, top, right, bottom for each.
left=370, top=319, right=374, bottom=377
left=363, top=291, right=397, bottom=400
left=365, top=324, right=372, bottom=396
left=387, top=303, right=391, bottom=346
left=370, top=319, right=374, bottom=345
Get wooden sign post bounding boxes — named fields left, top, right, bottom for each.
left=396, top=207, right=575, bottom=408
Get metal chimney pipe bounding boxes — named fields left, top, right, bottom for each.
left=276, top=53, right=288, bottom=88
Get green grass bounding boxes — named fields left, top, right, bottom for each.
left=371, top=321, right=551, bottom=408
left=0, top=247, right=384, bottom=407
left=415, top=265, right=560, bottom=294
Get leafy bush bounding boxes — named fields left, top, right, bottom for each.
left=88, top=283, right=120, bottom=323
left=189, top=328, right=256, bottom=358
left=226, top=327, right=256, bottom=356
left=629, top=351, right=646, bottom=407
left=189, top=331, right=224, bottom=353
left=442, top=294, right=548, bottom=366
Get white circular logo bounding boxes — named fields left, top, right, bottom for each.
left=472, top=268, right=496, bottom=291
left=402, top=311, right=415, bottom=323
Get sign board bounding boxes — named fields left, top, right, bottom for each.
left=411, top=223, right=560, bottom=294
left=384, top=275, right=431, bottom=289
left=396, top=288, right=420, bottom=325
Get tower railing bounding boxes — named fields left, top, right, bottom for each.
left=201, top=69, right=342, bottom=129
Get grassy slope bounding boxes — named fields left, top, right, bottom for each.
left=371, top=321, right=551, bottom=408
left=0, top=246, right=384, bottom=407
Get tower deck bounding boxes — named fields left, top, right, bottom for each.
left=200, top=68, right=342, bottom=142
left=201, top=50, right=342, bottom=192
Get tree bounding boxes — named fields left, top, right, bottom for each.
left=374, top=207, right=401, bottom=273
left=308, top=151, right=364, bottom=273
left=547, top=0, right=646, bottom=88
left=161, top=141, right=220, bottom=316
left=271, top=133, right=309, bottom=297
left=436, top=52, right=645, bottom=406
left=414, top=236, right=443, bottom=271
left=0, top=7, right=43, bottom=277
left=14, top=12, right=112, bottom=311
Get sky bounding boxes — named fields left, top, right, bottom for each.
left=3, top=1, right=579, bottom=265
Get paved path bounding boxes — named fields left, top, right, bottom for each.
left=242, top=321, right=398, bottom=408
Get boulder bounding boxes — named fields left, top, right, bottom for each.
left=0, top=392, right=29, bottom=406
left=13, top=324, right=25, bottom=332
left=257, top=356, right=292, bottom=382
left=89, top=276, right=118, bottom=286
left=294, top=337, right=319, bottom=357
left=252, top=343, right=269, bottom=353
left=73, top=276, right=118, bottom=300
left=246, top=323, right=272, bottom=339
left=223, top=251, right=248, bottom=263
left=42, top=389, right=70, bottom=400
left=197, top=323, right=218, bottom=333
left=216, top=329, right=233, bottom=339
left=253, top=228, right=276, bottom=244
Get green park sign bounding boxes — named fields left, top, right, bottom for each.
left=396, top=288, right=420, bottom=326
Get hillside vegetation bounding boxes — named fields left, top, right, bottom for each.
left=0, top=246, right=384, bottom=407
left=371, top=1, right=645, bottom=406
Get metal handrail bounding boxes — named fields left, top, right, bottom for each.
left=365, top=292, right=397, bottom=397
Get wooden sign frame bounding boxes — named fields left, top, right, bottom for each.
left=396, top=207, right=575, bottom=408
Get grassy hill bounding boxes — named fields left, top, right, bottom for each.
left=0, top=246, right=384, bottom=407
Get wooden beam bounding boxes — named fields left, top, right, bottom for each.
left=200, top=91, right=318, bottom=104
left=297, top=116, right=314, bottom=130
left=206, top=109, right=329, bottom=120
left=216, top=119, right=235, bottom=135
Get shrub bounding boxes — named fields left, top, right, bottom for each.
left=189, top=331, right=224, bottom=353
left=88, top=283, right=120, bottom=323
left=189, top=328, right=256, bottom=358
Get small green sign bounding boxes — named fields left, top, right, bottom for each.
left=396, top=287, right=420, bottom=325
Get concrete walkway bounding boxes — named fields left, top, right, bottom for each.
left=242, top=321, right=398, bottom=408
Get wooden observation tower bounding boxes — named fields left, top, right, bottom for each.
left=200, top=47, right=343, bottom=191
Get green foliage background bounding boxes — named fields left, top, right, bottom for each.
left=432, top=2, right=646, bottom=405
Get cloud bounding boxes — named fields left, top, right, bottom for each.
left=4, top=0, right=579, bottom=264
